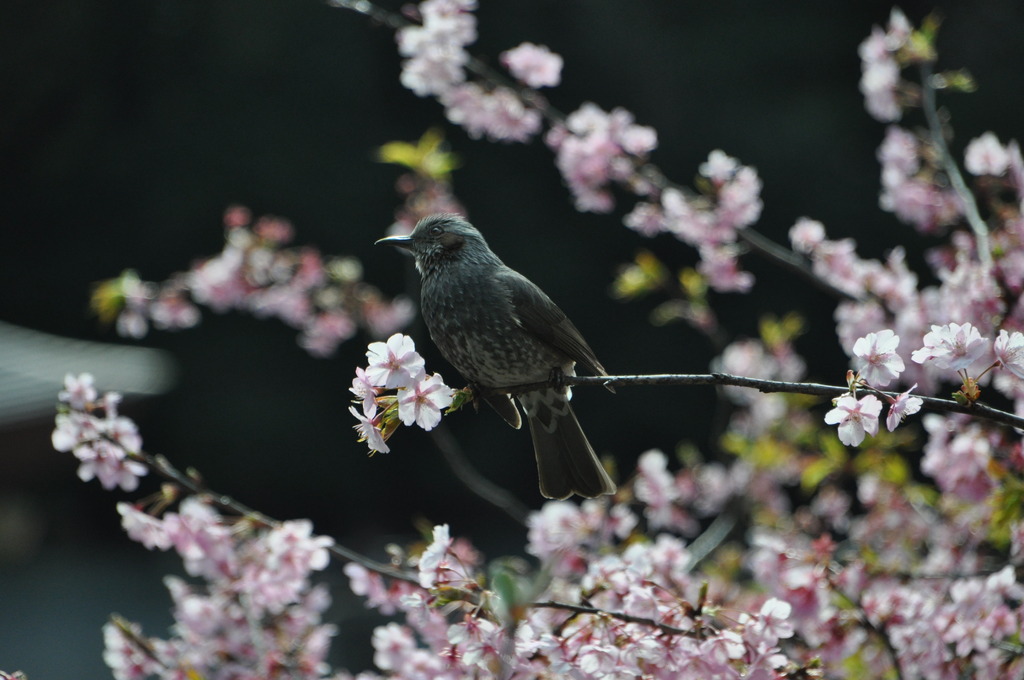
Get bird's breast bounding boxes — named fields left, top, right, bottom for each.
left=420, top=267, right=566, bottom=387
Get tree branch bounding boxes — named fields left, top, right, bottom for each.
left=133, top=449, right=420, bottom=584
left=919, top=61, right=993, bottom=269
left=429, top=423, right=531, bottom=526
left=531, top=600, right=698, bottom=638
left=488, top=373, right=1024, bottom=431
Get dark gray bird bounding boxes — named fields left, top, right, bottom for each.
left=376, top=214, right=616, bottom=499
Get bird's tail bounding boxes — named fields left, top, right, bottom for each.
left=519, top=388, right=616, bottom=500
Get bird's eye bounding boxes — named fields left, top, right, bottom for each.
left=429, top=226, right=444, bottom=236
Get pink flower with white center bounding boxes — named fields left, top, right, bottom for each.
left=59, top=373, right=97, bottom=410
left=911, top=322, right=989, bottom=371
left=365, top=333, right=426, bottom=388
left=397, top=373, right=454, bottom=430
left=824, top=394, right=882, bottom=446
left=965, top=132, right=1011, bottom=177
left=117, top=502, right=171, bottom=551
left=349, top=404, right=390, bottom=454
left=350, top=366, right=379, bottom=414
left=994, top=329, right=1024, bottom=379
left=853, top=329, right=905, bottom=387
left=885, top=384, right=923, bottom=431
left=500, top=42, right=562, bottom=88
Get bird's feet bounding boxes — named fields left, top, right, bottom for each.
left=547, top=367, right=567, bottom=392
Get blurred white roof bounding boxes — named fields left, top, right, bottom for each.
left=0, top=321, right=176, bottom=429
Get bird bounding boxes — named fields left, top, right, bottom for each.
left=376, top=213, right=616, bottom=499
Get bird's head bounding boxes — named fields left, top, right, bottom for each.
left=375, top=214, right=496, bottom=274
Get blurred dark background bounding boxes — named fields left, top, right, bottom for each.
left=2, top=0, right=1023, bottom=676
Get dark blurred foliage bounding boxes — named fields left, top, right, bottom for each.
left=1, top=0, right=1022, bottom=676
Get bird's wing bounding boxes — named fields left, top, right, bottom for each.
left=499, top=268, right=608, bottom=376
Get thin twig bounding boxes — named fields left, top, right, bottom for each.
left=488, top=373, right=1024, bottom=431
left=532, top=600, right=697, bottom=638
left=135, top=449, right=419, bottom=584
left=919, top=61, right=993, bottom=269
left=832, top=585, right=907, bottom=680
left=429, top=423, right=531, bottom=526
left=736, top=228, right=862, bottom=302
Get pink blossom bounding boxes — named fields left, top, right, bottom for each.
left=853, top=329, right=904, bottom=387
left=441, top=83, right=542, bottom=142
left=396, top=0, right=476, bottom=97
left=350, top=366, right=380, bottom=414
left=59, top=372, right=97, bottom=410
left=697, top=244, right=755, bottom=293
left=825, top=394, right=882, bottom=446
left=418, top=523, right=454, bottom=588
left=877, top=125, right=920, bottom=175
left=397, top=373, right=454, bottom=430
left=240, top=519, right=333, bottom=614
left=103, top=620, right=160, bottom=680
left=118, top=502, right=171, bottom=551
left=716, top=163, right=763, bottom=230
left=633, top=449, right=679, bottom=529
left=149, top=287, right=200, bottom=331
left=994, top=329, right=1024, bottom=379
left=911, top=322, right=989, bottom=371
left=858, top=9, right=910, bottom=122
left=885, top=384, right=923, bottom=431
left=299, top=310, right=356, bottom=358
left=162, top=498, right=237, bottom=580
left=362, top=294, right=416, bottom=338
left=500, top=42, right=562, bottom=88
left=349, top=404, right=390, bottom=454
left=921, top=415, right=995, bottom=502
left=365, top=333, right=426, bottom=388
left=788, top=217, right=826, bottom=254
left=623, top=201, right=667, bottom=236
left=965, top=132, right=1011, bottom=176
left=699, top=149, right=740, bottom=182
left=188, top=246, right=247, bottom=312
left=545, top=103, right=657, bottom=213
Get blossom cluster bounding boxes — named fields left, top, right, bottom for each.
left=397, top=1, right=559, bottom=142
left=339, top=444, right=1024, bottom=679
left=339, top=449, right=811, bottom=680
left=95, top=205, right=415, bottom=358
left=107, top=499, right=336, bottom=680
left=619, top=150, right=762, bottom=293
left=52, top=373, right=147, bottom=491
left=350, top=333, right=456, bottom=454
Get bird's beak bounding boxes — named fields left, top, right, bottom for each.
left=375, top=234, right=414, bottom=250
